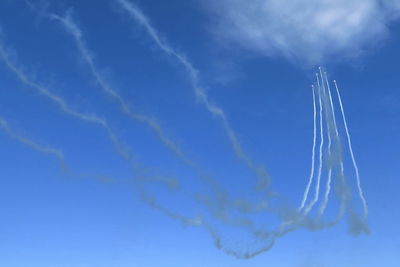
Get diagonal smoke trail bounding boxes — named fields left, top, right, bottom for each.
left=303, top=74, right=324, bottom=215
left=113, top=0, right=270, bottom=191
left=0, top=117, right=67, bottom=172
left=50, top=12, right=189, bottom=163
left=0, top=36, right=144, bottom=172
left=49, top=13, right=241, bottom=214
left=333, top=80, right=368, bottom=219
left=0, top=34, right=197, bottom=233
left=298, top=85, right=317, bottom=211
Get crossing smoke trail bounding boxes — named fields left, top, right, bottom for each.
left=334, top=80, right=368, bottom=219
left=113, top=0, right=271, bottom=192
left=0, top=117, right=67, bottom=172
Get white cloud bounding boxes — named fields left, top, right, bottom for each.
left=205, top=0, right=400, bottom=65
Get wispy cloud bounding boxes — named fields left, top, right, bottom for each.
left=205, top=0, right=400, bottom=65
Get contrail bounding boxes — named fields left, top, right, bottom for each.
left=333, top=80, right=368, bottom=219
left=298, top=85, right=317, bottom=211
left=303, top=74, right=324, bottom=215
left=0, top=117, right=67, bottom=172
left=113, top=0, right=271, bottom=191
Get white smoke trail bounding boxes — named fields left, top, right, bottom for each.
left=0, top=35, right=199, bottom=233
left=113, top=0, right=270, bottom=190
left=49, top=13, right=244, bottom=218
left=298, top=85, right=317, bottom=211
left=0, top=37, right=143, bottom=171
left=0, top=117, right=67, bottom=172
left=50, top=12, right=189, bottom=163
left=322, top=71, right=348, bottom=222
left=303, top=74, right=324, bottom=215
left=317, top=71, right=334, bottom=217
left=333, top=80, right=368, bottom=218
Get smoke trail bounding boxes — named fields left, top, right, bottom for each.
left=113, top=0, right=271, bottom=191
left=320, top=70, right=348, bottom=222
left=0, top=36, right=144, bottom=169
left=0, top=117, right=67, bottom=172
left=49, top=12, right=190, bottom=163
left=298, top=85, right=317, bottom=211
left=0, top=33, right=205, bottom=237
left=49, top=8, right=279, bottom=227
left=303, top=75, right=324, bottom=215
left=333, top=80, right=368, bottom=219
left=1, top=22, right=269, bottom=257
left=317, top=72, right=334, bottom=217
left=49, top=12, right=232, bottom=199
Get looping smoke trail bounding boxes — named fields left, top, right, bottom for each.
left=114, top=0, right=271, bottom=191
left=298, top=85, right=317, bottom=211
left=0, top=117, right=67, bottom=173
left=334, top=80, right=368, bottom=219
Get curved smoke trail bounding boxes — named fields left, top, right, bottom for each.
left=113, top=0, right=271, bottom=191
left=334, top=80, right=368, bottom=219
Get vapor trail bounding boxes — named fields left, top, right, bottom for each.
left=0, top=117, right=67, bottom=172
left=333, top=80, right=368, bottom=218
left=304, top=75, right=324, bottom=215
left=298, top=85, right=317, bottom=211
left=114, top=0, right=270, bottom=190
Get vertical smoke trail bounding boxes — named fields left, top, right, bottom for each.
left=304, top=74, right=324, bottom=215
left=317, top=71, right=334, bottom=217
left=0, top=117, right=67, bottom=172
left=321, top=71, right=348, bottom=221
left=113, top=0, right=270, bottom=191
left=333, top=80, right=368, bottom=218
left=324, top=72, right=346, bottom=183
left=298, top=85, right=317, bottom=211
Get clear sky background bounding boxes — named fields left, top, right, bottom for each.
left=0, top=0, right=399, bottom=266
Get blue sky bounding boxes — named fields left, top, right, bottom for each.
left=0, top=0, right=400, bottom=266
